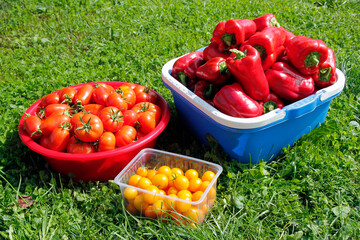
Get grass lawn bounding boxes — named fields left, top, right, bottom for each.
left=1, top=0, right=360, bottom=239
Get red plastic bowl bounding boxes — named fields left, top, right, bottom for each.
left=18, top=82, right=171, bottom=182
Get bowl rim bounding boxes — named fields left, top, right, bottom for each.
left=18, top=81, right=171, bottom=162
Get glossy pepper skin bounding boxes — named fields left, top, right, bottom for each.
left=172, top=51, right=204, bottom=86
left=261, top=45, right=285, bottom=70
left=212, top=19, right=256, bottom=51
left=279, top=27, right=295, bottom=47
left=258, top=92, right=285, bottom=114
left=196, top=57, right=231, bottom=85
left=253, top=13, right=280, bottom=32
left=213, top=82, right=263, bottom=118
left=193, top=80, right=216, bottom=106
left=286, top=36, right=329, bottom=75
left=241, top=26, right=285, bottom=70
left=203, top=42, right=231, bottom=61
left=226, top=45, right=270, bottom=101
left=312, top=48, right=337, bottom=89
left=265, top=62, right=315, bottom=102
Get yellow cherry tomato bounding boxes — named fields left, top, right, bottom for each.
left=171, top=167, right=184, bottom=176
left=124, top=187, right=138, bottom=201
left=128, top=174, right=141, bottom=187
left=177, top=189, right=192, bottom=199
left=174, top=175, right=190, bottom=191
left=164, top=193, right=177, bottom=211
left=201, top=170, right=215, bottom=182
left=151, top=173, right=169, bottom=190
left=175, top=195, right=191, bottom=213
left=188, top=177, right=202, bottom=193
left=185, top=169, right=199, bottom=181
left=167, top=186, right=179, bottom=196
left=137, top=177, right=152, bottom=189
left=146, top=169, right=157, bottom=181
left=133, top=194, right=149, bottom=212
left=199, top=180, right=210, bottom=192
left=143, top=185, right=160, bottom=204
left=136, top=166, right=148, bottom=177
left=157, top=165, right=172, bottom=177
left=185, top=206, right=205, bottom=224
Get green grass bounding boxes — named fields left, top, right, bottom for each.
left=1, top=0, right=360, bottom=239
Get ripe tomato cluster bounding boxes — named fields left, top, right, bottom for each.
left=22, top=82, right=162, bottom=153
left=124, top=165, right=216, bottom=225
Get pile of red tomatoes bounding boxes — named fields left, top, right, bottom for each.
left=22, top=82, right=162, bottom=153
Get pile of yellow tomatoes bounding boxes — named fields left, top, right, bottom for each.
left=123, top=165, right=217, bottom=225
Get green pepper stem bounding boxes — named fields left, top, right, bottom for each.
left=305, top=52, right=320, bottom=67
left=263, top=100, right=277, bottom=113
left=218, top=61, right=229, bottom=75
left=318, top=67, right=332, bottom=82
left=221, top=33, right=235, bottom=47
left=253, top=45, right=267, bottom=61
left=270, top=17, right=280, bottom=27
left=203, top=84, right=214, bottom=100
left=229, top=49, right=247, bottom=60
left=177, top=72, right=188, bottom=86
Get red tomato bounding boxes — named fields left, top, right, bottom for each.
left=83, top=104, right=105, bottom=116
left=59, top=87, right=77, bottom=104
left=40, top=114, right=71, bottom=136
left=98, top=131, right=116, bottom=152
left=121, top=82, right=137, bottom=90
left=116, top=85, right=136, bottom=109
left=115, top=125, right=137, bottom=147
left=74, top=113, right=104, bottom=142
left=44, top=104, right=71, bottom=118
left=134, top=85, right=158, bottom=104
left=40, top=93, right=60, bottom=107
left=98, top=83, right=115, bottom=93
left=122, top=109, right=138, bottom=127
left=98, top=107, right=124, bottom=132
left=73, top=84, right=94, bottom=105
left=131, top=102, right=162, bottom=124
left=136, top=130, right=147, bottom=140
left=48, top=122, right=71, bottom=152
left=106, top=92, right=128, bottom=111
left=66, top=136, right=96, bottom=154
left=23, top=114, right=42, bottom=140
left=70, top=112, right=84, bottom=130
left=92, top=83, right=114, bottom=106
left=39, top=135, right=50, bottom=148
left=137, top=111, right=156, bottom=134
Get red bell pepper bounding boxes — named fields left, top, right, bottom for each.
left=241, top=26, right=286, bottom=70
left=258, top=92, right=285, bottom=114
left=203, top=42, right=231, bottom=61
left=213, top=82, right=263, bottom=118
left=253, top=13, right=280, bottom=32
left=193, top=80, right=216, bottom=106
left=261, top=45, right=285, bottom=70
left=196, top=57, right=231, bottom=85
left=312, top=48, right=337, bottom=88
left=225, top=45, right=270, bottom=101
left=171, top=51, right=205, bottom=87
left=286, top=36, right=329, bottom=75
left=265, top=62, right=315, bottom=102
left=212, top=19, right=256, bottom=51
left=279, top=26, right=295, bottom=47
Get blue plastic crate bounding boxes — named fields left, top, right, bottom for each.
left=161, top=54, right=345, bottom=164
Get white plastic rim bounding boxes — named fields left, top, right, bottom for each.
left=161, top=57, right=346, bottom=129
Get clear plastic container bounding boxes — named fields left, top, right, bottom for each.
left=114, top=148, right=223, bottom=224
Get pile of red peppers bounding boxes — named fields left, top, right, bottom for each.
left=171, top=13, right=337, bottom=118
